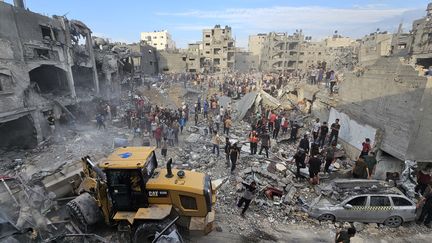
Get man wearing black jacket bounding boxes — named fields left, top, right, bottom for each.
left=299, top=134, right=310, bottom=154
left=318, top=121, right=329, bottom=148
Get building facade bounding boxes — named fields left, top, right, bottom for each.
left=186, top=42, right=202, bottom=73
left=260, top=31, right=304, bottom=72
left=248, top=33, right=267, bottom=63
left=140, top=30, right=176, bottom=51
left=0, top=1, right=131, bottom=150
left=202, top=25, right=235, bottom=73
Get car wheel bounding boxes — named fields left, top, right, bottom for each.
left=384, top=216, right=403, bottom=228
left=318, top=214, right=335, bottom=222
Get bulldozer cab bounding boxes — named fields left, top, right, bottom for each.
left=99, top=147, right=158, bottom=211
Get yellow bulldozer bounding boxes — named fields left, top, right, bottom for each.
left=66, top=146, right=216, bottom=242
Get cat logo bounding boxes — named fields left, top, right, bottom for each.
left=148, top=190, right=169, bottom=197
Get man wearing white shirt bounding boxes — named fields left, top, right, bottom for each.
left=312, top=118, right=321, bottom=142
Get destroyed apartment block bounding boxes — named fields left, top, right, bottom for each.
left=0, top=1, right=135, bottom=151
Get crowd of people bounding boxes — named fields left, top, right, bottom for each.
left=86, top=69, right=431, bottom=232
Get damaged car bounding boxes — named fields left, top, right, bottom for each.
left=308, top=180, right=417, bottom=227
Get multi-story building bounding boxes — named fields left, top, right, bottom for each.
left=140, top=30, right=176, bottom=51
left=260, top=31, right=304, bottom=72
left=248, top=33, right=267, bottom=63
left=202, top=25, right=235, bottom=73
left=186, top=42, right=202, bottom=73
left=299, top=41, right=326, bottom=69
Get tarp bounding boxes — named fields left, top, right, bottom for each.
left=235, top=91, right=257, bottom=121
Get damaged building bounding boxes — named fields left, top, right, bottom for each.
left=0, top=0, right=132, bottom=150
left=260, top=31, right=304, bottom=72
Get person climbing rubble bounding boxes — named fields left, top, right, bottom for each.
left=237, top=181, right=257, bottom=217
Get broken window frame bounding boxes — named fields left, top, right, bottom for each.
left=0, top=71, right=13, bottom=93
left=40, top=25, right=53, bottom=40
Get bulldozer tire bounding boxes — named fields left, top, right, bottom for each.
left=67, top=199, right=88, bottom=231
left=133, top=220, right=176, bottom=243
left=66, top=192, right=102, bottom=231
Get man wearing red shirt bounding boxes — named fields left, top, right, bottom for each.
left=360, top=138, right=371, bottom=158
left=268, top=111, right=277, bottom=132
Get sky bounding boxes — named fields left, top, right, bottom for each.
left=7, top=0, right=430, bottom=48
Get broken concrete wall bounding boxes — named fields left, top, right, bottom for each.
left=140, top=43, right=158, bottom=75
left=405, top=77, right=432, bottom=162
left=328, top=107, right=378, bottom=159
left=0, top=1, right=99, bottom=148
left=157, top=51, right=186, bottom=73
left=0, top=114, right=37, bottom=149
left=336, top=57, right=429, bottom=161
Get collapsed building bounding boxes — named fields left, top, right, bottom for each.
left=0, top=1, right=134, bottom=151
left=260, top=31, right=304, bottom=72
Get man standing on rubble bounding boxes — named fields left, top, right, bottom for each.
left=249, top=130, right=259, bottom=155
left=309, top=153, right=321, bottom=185
left=211, top=131, right=223, bottom=157
left=268, top=110, right=277, bottom=132
left=272, top=115, right=281, bottom=139
left=364, top=151, right=377, bottom=179
left=299, top=134, right=310, bottom=155
left=224, top=137, right=231, bottom=167
left=96, top=113, right=105, bottom=130
left=214, top=114, right=221, bottom=131
left=324, top=142, right=336, bottom=174
left=318, top=121, right=329, bottom=148
left=154, top=125, right=162, bottom=148
left=312, top=118, right=321, bottom=142
left=237, top=181, right=257, bottom=217
left=293, top=149, right=306, bottom=179
left=229, top=142, right=240, bottom=174
left=360, top=138, right=371, bottom=158
left=290, top=120, right=300, bottom=142
left=203, top=99, right=209, bottom=119
left=328, top=119, right=340, bottom=145
left=224, top=116, right=232, bottom=136
left=259, top=131, right=271, bottom=158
